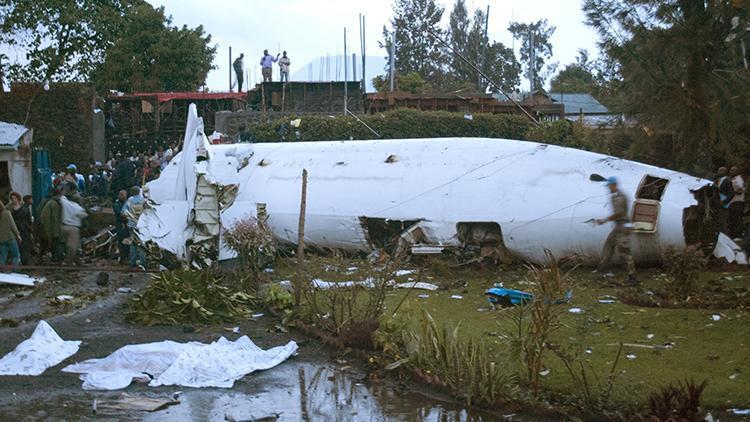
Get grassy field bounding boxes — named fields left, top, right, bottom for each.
left=272, top=258, right=750, bottom=410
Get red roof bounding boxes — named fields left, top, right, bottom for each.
left=109, top=91, right=247, bottom=103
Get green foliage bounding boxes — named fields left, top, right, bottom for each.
left=0, top=83, right=94, bottom=170
left=550, top=50, right=597, bottom=94
left=263, top=284, right=294, bottom=312
left=222, top=217, right=277, bottom=285
left=663, top=245, right=708, bottom=298
left=583, top=0, right=750, bottom=173
left=372, top=71, right=428, bottom=94
left=446, top=4, right=521, bottom=93
left=524, top=120, right=609, bottom=153
left=397, top=309, right=519, bottom=406
left=648, top=379, right=707, bottom=422
left=126, top=270, right=258, bottom=325
left=91, top=4, right=216, bottom=92
left=245, top=109, right=532, bottom=143
left=508, top=19, right=556, bottom=90
left=380, top=0, right=448, bottom=87
left=0, top=0, right=138, bottom=82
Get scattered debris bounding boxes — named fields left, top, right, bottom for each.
left=311, top=278, right=376, bottom=289
left=711, top=314, right=721, bottom=321
left=729, top=409, right=750, bottom=415
left=0, top=321, right=81, bottom=376
left=251, top=313, right=264, bottom=318
left=485, top=287, right=533, bottom=307
left=231, top=327, right=240, bottom=334
left=417, top=294, right=430, bottom=299
left=598, top=299, right=616, bottom=304
left=712, top=233, right=748, bottom=265
left=729, top=373, right=739, bottom=380
left=62, top=336, right=298, bottom=390
left=647, top=334, right=655, bottom=339
left=450, top=295, right=463, bottom=300
left=395, top=281, right=438, bottom=291
left=585, top=347, right=593, bottom=355
left=0, top=273, right=41, bottom=287
left=94, top=393, right=179, bottom=412
left=539, top=368, right=550, bottom=376
left=55, top=295, right=74, bottom=302
left=626, top=353, right=637, bottom=360
left=568, top=307, right=584, bottom=314
left=394, top=269, right=416, bottom=277
left=117, top=287, right=135, bottom=294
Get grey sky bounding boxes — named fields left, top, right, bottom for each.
left=146, top=0, right=600, bottom=91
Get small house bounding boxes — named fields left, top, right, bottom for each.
left=0, top=121, right=33, bottom=198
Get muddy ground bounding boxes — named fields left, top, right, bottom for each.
left=0, top=270, right=509, bottom=421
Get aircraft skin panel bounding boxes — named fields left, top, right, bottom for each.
left=144, top=108, right=711, bottom=265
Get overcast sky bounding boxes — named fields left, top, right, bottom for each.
left=145, top=0, right=600, bottom=91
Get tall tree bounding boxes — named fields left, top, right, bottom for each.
left=550, top=49, right=597, bottom=94
left=0, top=0, right=140, bottom=83
left=92, top=4, right=216, bottom=92
left=508, top=19, right=556, bottom=91
left=447, top=0, right=472, bottom=84
left=444, top=6, right=521, bottom=93
left=380, top=0, right=447, bottom=89
left=584, top=0, right=750, bottom=172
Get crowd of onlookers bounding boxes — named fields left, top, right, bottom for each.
left=0, top=144, right=179, bottom=271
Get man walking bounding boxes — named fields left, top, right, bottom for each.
left=596, top=177, right=637, bottom=284
left=60, top=193, right=87, bottom=265
left=233, top=53, right=244, bottom=91
left=728, top=166, right=745, bottom=239
left=279, top=51, right=291, bottom=83
left=260, top=49, right=279, bottom=82
left=123, top=186, right=146, bottom=269
left=40, top=187, right=65, bottom=263
left=113, top=189, right=129, bottom=263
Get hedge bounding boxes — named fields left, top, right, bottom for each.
left=248, top=109, right=534, bottom=143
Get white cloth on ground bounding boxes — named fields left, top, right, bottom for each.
left=62, top=336, right=298, bottom=390
left=0, top=321, right=81, bottom=376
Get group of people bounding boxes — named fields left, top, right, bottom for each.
left=0, top=193, right=33, bottom=268
left=59, top=145, right=178, bottom=202
left=233, top=49, right=291, bottom=91
left=714, top=166, right=747, bottom=242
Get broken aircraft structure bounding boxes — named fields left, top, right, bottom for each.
left=138, top=104, right=718, bottom=267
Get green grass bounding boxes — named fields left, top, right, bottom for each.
left=272, top=258, right=750, bottom=409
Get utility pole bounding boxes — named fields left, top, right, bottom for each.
left=479, top=5, right=489, bottom=91
left=529, top=31, right=535, bottom=92
left=389, top=30, right=396, bottom=92
left=360, top=14, right=366, bottom=94
left=228, top=46, right=232, bottom=92
left=344, top=27, right=348, bottom=115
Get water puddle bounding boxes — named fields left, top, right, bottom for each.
left=143, top=361, right=511, bottom=421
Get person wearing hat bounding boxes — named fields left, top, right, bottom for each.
left=595, top=176, right=637, bottom=284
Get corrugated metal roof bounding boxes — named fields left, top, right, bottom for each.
left=549, top=93, right=609, bottom=115
left=0, top=121, right=29, bottom=147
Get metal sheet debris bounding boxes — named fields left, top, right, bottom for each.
left=62, top=336, right=298, bottom=390
left=95, top=393, right=179, bottom=412
left=712, top=233, right=749, bottom=265
left=395, top=281, right=439, bottom=291
left=0, top=321, right=81, bottom=376
left=0, top=273, right=41, bottom=287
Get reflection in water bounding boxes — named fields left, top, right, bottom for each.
left=145, top=361, right=507, bottom=421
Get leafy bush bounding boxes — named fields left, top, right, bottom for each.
left=126, top=270, right=258, bottom=325
left=222, top=217, right=277, bottom=285
left=263, top=283, right=294, bottom=312
left=664, top=245, right=707, bottom=298
left=648, top=379, right=707, bottom=422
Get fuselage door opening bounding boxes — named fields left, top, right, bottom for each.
left=631, top=175, right=669, bottom=233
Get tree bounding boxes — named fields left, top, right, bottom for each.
left=444, top=5, right=521, bottom=93
left=0, top=0, right=139, bottom=83
left=92, top=4, right=216, bottom=92
left=508, top=19, right=556, bottom=91
left=372, top=71, right=427, bottom=94
left=584, top=0, right=750, bottom=172
left=550, top=49, right=597, bottom=93
left=380, top=0, right=447, bottom=89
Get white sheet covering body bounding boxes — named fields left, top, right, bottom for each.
left=0, top=321, right=81, bottom=376
left=142, top=106, right=714, bottom=265
left=62, top=336, right=298, bottom=390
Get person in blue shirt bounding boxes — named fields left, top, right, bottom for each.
left=122, top=186, right=146, bottom=268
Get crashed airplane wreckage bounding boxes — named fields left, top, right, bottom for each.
left=138, top=104, right=718, bottom=268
